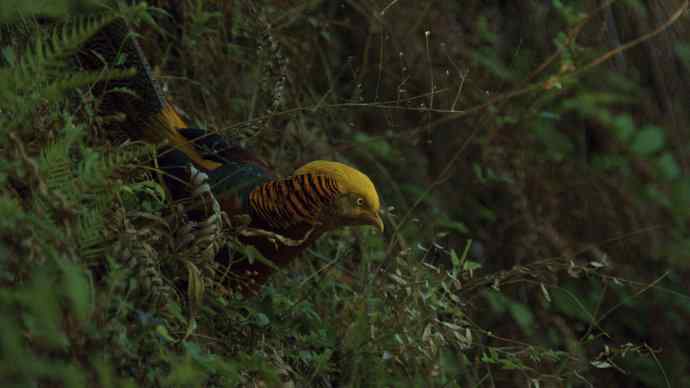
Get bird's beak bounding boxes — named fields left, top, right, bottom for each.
left=365, top=211, right=384, bottom=233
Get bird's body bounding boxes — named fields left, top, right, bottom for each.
left=80, top=17, right=383, bottom=294
left=158, top=129, right=382, bottom=293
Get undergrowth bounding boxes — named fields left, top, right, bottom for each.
left=2, top=0, right=690, bottom=387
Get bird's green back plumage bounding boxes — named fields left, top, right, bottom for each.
left=158, top=128, right=272, bottom=206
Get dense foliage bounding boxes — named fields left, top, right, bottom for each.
left=2, top=0, right=690, bottom=387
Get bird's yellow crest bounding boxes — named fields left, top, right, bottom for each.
left=295, top=161, right=380, bottom=211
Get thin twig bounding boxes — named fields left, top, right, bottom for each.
left=645, top=343, right=671, bottom=388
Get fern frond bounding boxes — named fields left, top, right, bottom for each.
left=0, top=8, right=148, bottom=128
left=39, top=121, right=81, bottom=197
left=36, top=118, right=126, bottom=261
left=79, top=207, right=106, bottom=261
left=40, top=67, right=135, bottom=106
left=13, top=14, right=121, bottom=83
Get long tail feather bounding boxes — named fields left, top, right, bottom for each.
left=151, top=103, right=221, bottom=170
left=77, top=17, right=220, bottom=170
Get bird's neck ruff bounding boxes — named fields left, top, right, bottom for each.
left=248, top=173, right=341, bottom=229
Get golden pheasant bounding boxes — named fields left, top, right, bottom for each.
left=78, top=17, right=383, bottom=294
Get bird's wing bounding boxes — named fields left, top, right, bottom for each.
left=157, top=128, right=273, bottom=209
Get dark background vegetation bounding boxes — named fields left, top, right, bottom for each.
left=2, top=0, right=690, bottom=386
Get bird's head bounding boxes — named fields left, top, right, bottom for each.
left=295, top=160, right=383, bottom=232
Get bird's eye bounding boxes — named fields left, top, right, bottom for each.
left=356, top=197, right=365, bottom=207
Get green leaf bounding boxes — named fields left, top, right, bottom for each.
left=532, top=125, right=574, bottom=159
left=484, top=291, right=507, bottom=314
left=353, top=132, right=393, bottom=159
left=643, top=185, right=671, bottom=208
left=509, top=303, right=535, bottom=334
left=156, top=324, right=176, bottom=343
left=450, top=249, right=460, bottom=268
left=656, top=152, right=681, bottom=180
left=630, top=126, right=664, bottom=155
left=2, top=46, right=15, bottom=65
left=60, top=261, right=92, bottom=322
left=185, top=262, right=205, bottom=311
left=254, top=313, right=270, bottom=327
left=611, top=115, right=635, bottom=142
left=670, top=177, right=690, bottom=217
left=463, top=260, right=482, bottom=275
left=438, top=219, right=469, bottom=234
left=675, top=42, right=690, bottom=69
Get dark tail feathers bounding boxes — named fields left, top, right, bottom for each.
left=78, top=17, right=220, bottom=170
